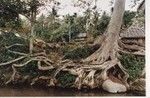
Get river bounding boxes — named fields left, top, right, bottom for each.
left=0, top=85, right=145, bottom=97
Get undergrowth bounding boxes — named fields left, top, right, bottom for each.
left=120, top=53, right=145, bottom=81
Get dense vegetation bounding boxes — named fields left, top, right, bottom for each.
left=120, top=54, right=145, bottom=81
left=56, top=71, right=76, bottom=88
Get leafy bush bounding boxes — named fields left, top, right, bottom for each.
left=56, top=71, right=76, bottom=88
left=120, top=54, right=145, bottom=81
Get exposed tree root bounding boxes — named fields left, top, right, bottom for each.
left=118, top=49, right=145, bottom=56
left=13, top=59, right=34, bottom=67
left=0, top=56, right=27, bottom=66
left=5, top=65, right=17, bottom=84
left=119, top=41, right=144, bottom=51
left=37, top=61, right=54, bottom=71
left=0, top=35, right=144, bottom=92
left=30, top=76, right=56, bottom=86
left=73, top=68, right=85, bottom=89
left=80, top=38, right=132, bottom=91
left=140, top=67, right=145, bottom=78
left=118, top=40, right=145, bottom=56
left=82, top=70, right=96, bottom=88
left=5, top=44, right=25, bottom=49
left=121, top=39, right=145, bottom=47
left=7, top=50, right=28, bottom=56
left=1, top=45, right=130, bottom=91
left=117, top=62, right=129, bottom=88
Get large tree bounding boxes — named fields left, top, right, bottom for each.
left=83, top=0, right=129, bottom=86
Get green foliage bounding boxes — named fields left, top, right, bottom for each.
left=0, top=49, right=19, bottom=63
left=0, top=0, right=45, bottom=31
left=93, top=12, right=110, bottom=37
left=0, top=32, right=27, bottom=46
left=0, top=0, right=28, bottom=28
left=35, top=13, right=87, bottom=42
left=63, top=45, right=99, bottom=60
left=0, top=18, right=22, bottom=29
left=35, top=14, right=69, bottom=42
left=0, top=32, right=28, bottom=63
left=56, top=71, right=76, bottom=88
left=120, top=54, right=145, bottom=81
left=75, top=16, right=86, bottom=33
left=35, top=15, right=61, bottom=41
left=49, top=23, right=69, bottom=42
left=63, top=14, right=86, bottom=40
left=123, top=11, right=136, bottom=27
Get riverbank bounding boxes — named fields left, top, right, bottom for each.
left=0, top=32, right=145, bottom=95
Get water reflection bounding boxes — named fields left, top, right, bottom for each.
left=0, top=86, right=145, bottom=97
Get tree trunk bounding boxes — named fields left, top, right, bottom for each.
left=29, top=11, right=36, bottom=54
left=84, top=0, right=126, bottom=64
left=82, top=0, right=129, bottom=90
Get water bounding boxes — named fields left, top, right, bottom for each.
left=0, top=86, right=145, bottom=97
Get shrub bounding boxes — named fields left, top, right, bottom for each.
left=56, top=71, right=76, bottom=88
left=119, top=54, right=145, bottom=81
